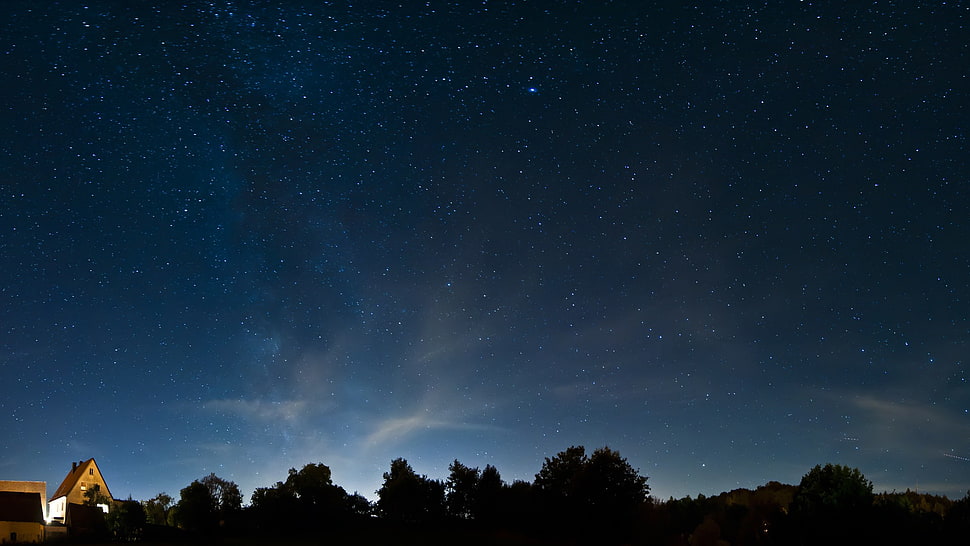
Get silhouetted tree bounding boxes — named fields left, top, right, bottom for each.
left=107, top=497, right=146, bottom=541
left=945, top=491, right=970, bottom=541
left=446, top=459, right=480, bottom=520
left=534, top=445, right=588, bottom=500
left=474, top=464, right=504, bottom=523
left=662, top=494, right=716, bottom=542
left=248, top=462, right=373, bottom=536
left=345, top=491, right=374, bottom=518
left=585, top=446, right=650, bottom=517
left=788, top=463, right=873, bottom=545
left=249, top=482, right=298, bottom=531
left=377, top=457, right=446, bottom=524
left=199, top=473, right=242, bottom=514
left=534, top=445, right=649, bottom=540
left=143, top=492, right=173, bottom=526
left=288, top=463, right=355, bottom=525
left=791, top=463, right=873, bottom=516
left=171, top=480, right=215, bottom=533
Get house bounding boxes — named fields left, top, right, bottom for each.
left=0, top=483, right=45, bottom=523
left=48, top=459, right=113, bottom=524
left=0, top=491, right=45, bottom=543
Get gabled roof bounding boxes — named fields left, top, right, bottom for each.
left=50, top=458, right=113, bottom=501
left=0, top=491, right=44, bottom=524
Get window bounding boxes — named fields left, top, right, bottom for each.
left=89, top=468, right=94, bottom=476
left=94, top=484, right=101, bottom=492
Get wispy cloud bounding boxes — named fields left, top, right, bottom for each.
left=851, top=395, right=969, bottom=437
left=847, top=394, right=970, bottom=460
left=362, top=408, right=499, bottom=450
left=853, top=395, right=943, bottom=424
left=204, top=398, right=314, bottom=422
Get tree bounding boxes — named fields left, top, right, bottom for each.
left=171, top=480, right=214, bottom=533
left=535, top=446, right=649, bottom=508
left=534, top=445, right=649, bottom=539
left=377, top=458, right=445, bottom=523
left=143, top=492, right=173, bottom=526
left=788, top=463, right=874, bottom=544
left=284, top=462, right=333, bottom=493
left=107, top=497, right=146, bottom=541
left=585, top=446, right=650, bottom=511
left=945, top=491, right=970, bottom=540
left=345, top=492, right=374, bottom=518
left=249, top=462, right=365, bottom=535
left=199, top=473, right=243, bottom=514
left=791, top=463, right=873, bottom=517
left=445, top=459, right=480, bottom=520
left=474, top=464, right=504, bottom=523
left=283, top=463, right=346, bottom=515
left=534, top=445, right=588, bottom=500
left=249, top=483, right=298, bottom=532
left=83, top=487, right=113, bottom=509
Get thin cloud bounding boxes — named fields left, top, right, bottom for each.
left=362, top=409, right=499, bottom=450
left=204, top=398, right=313, bottom=423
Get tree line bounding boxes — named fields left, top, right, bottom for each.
left=84, top=446, right=970, bottom=545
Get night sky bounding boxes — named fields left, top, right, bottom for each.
left=2, top=2, right=967, bottom=504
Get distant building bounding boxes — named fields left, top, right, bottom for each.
left=48, top=459, right=113, bottom=524
left=0, top=483, right=45, bottom=523
left=0, top=491, right=45, bottom=543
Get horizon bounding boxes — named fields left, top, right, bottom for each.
left=20, top=449, right=966, bottom=507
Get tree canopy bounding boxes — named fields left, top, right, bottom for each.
left=787, top=463, right=874, bottom=544
left=377, top=457, right=446, bottom=523
left=535, top=445, right=649, bottom=509
left=791, top=463, right=874, bottom=517
left=170, top=473, right=241, bottom=533
left=171, top=480, right=214, bottom=532
left=145, top=450, right=970, bottom=544
left=534, top=445, right=649, bottom=539
left=142, top=492, right=173, bottom=526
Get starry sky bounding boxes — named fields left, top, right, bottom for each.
left=1, top=1, right=967, bottom=504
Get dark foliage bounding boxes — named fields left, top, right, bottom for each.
left=107, top=497, right=146, bottom=541
left=785, top=463, right=874, bottom=545
left=377, top=457, right=447, bottom=524
left=142, top=492, right=173, bottom=526
left=170, top=480, right=214, bottom=533
left=533, top=445, right=649, bottom=541
left=169, top=473, right=242, bottom=535
left=141, top=453, right=969, bottom=545
left=247, top=462, right=373, bottom=536
left=445, top=459, right=480, bottom=520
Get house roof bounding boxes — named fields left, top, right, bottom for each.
left=0, top=491, right=44, bottom=524
left=66, top=502, right=107, bottom=531
left=50, top=458, right=113, bottom=501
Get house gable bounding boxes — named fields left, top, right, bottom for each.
left=50, top=459, right=113, bottom=504
left=49, top=459, right=113, bottom=524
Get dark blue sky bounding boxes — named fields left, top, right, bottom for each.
left=2, top=1, right=967, bottom=503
